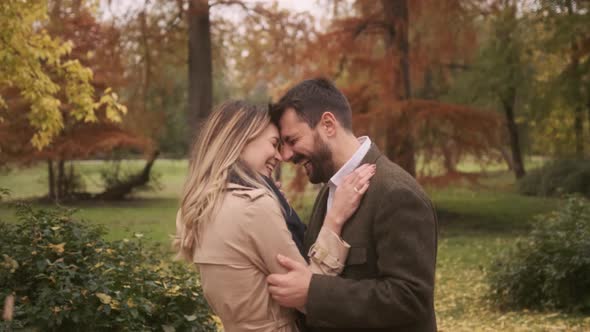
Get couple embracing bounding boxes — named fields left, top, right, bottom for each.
left=174, top=78, right=438, bottom=332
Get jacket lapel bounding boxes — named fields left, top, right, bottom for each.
left=303, top=144, right=383, bottom=252
left=303, top=185, right=330, bottom=253
left=361, top=143, right=382, bottom=165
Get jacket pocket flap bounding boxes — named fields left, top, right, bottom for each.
left=346, top=246, right=367, bottom=265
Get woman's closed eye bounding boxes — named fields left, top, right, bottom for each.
left=271, top=138, right=280, bottom=149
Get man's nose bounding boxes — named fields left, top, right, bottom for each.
left=281, top=145, right=294, bottom=162
left=274, top=148, right=283, bottom=162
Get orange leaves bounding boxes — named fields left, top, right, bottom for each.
left=29, top=124, right=153, bottom=161
left=1, top=121, right=153, bottom=166
left=351, top=99, right=505, bottom=181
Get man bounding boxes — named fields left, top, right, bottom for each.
left=267, top=78, right=438, bottom=331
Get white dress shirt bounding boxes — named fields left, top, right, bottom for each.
left=327, top=136, right=372, bottom=211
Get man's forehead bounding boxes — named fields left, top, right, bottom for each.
left=278, top=108, right=304, bottom=137
left=279, top=124, right=297, bottom=139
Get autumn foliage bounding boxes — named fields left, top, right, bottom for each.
left=231, top=0, right=504, bottom=187
left=0, top=3, right=153, bottom=201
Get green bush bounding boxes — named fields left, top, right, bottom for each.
left=518, top=160, right=590, bottom=198
left=488, top=196, right=590, bottom=312
left=0, top=204, right=216, bottom=332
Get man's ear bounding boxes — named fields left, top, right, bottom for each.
left=319, top=112, right=338, bottom=137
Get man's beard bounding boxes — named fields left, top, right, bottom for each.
left=293, top=133, right=335, bottom=184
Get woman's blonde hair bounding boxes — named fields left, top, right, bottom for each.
left=174, top=100, right=277, bottom=262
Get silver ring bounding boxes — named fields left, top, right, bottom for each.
left=353, top=186, right=361, bottom=193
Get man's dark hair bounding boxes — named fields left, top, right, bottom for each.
left=270, top=78, right=353, bottom=130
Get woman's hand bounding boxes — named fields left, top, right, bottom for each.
left=325, top=163, right=376, bottom=235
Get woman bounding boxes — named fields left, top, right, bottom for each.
left=174, top=101, right=375, bottom=332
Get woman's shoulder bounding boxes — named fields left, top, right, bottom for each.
left=224, top=184, right=283, bottom=225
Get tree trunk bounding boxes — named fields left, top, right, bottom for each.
left=57, top=159, right=65, bottom=202
left=48, top=160, right=55, bottom=201
left=500, top=147, right=515, bottom=171
left=575, top=106, right=584, bottom=158
left=72, top=0, right=82, bottom=14
left=50, top=0, right=62, bottom=20
left=67, top=161, right=75, bottom=197
left=566, top=0, right=584, bottom=159
left=570, top=44, right=584, bottom=158
left=139, top=10, right=152, bottom=112
left=496, top=5, right=525, bottom=179
left=502, top=90, right=526, bottom=179
left=587, top=99, right=590, bottom=156
left=187, top=0, right=213, bottom=143
left=96, top=151, right=160, bottom=200
left=382, top=0, right=416, bottom=177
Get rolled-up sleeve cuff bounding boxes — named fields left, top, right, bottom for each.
left=308, top=227, right=350, bottom=275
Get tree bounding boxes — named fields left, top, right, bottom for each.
left=0, top=0, right=127, bottom=151
left=230, top=0, right=504, bottom=180
left=106, top=0, right=242, bottom=156
left=187, top=0, right=213, bottom=141
left=535, top=0, right=590, bottom=159
left=445, top=1, right=533, bottom=179
left=0, top=1, right=153, bottom=201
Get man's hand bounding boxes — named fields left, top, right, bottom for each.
left=267, top=254, right=312, bottom=309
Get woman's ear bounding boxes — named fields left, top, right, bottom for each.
left=320, top=111, right=338, bottom=137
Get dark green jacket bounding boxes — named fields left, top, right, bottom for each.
left=303, top=144, right=438, bottom=332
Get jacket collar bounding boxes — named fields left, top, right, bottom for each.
left=226, top=182, right=268, bottom=201
left=360, top=143, right=383, bottom=165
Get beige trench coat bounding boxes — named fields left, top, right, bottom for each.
left=175, top=183, right=350, bottom=332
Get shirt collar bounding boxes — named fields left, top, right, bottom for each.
left=329, top=136, right=372, bottom=187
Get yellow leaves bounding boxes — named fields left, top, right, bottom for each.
left=212, top=315, right=223, bottom=329
left=95, top=292, right=111, bottom=304
left=0, top=1, right=128, bottom=150
left=1, top=255, right=19, bottom=273
left=98, top=88, right=128, bottom=123
left=48, top=242, right=66, bottom=254
left=435, top=237, right=590, bottom=331
left=110, top=299, right=120, bottom=310
left=126, top=298, right=136, bottom=308
left=165, top=285, right=181, bottom=297
left=184, top=314, right=198, bottom=322
left=28, top=96, right=64, bottom=150
left=95, top=292, right=120, bottom=309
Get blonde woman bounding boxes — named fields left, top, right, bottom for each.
left=174, top=101, right=375, bottom=332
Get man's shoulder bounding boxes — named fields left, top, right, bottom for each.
left=372, top=156, right=431, bottom=206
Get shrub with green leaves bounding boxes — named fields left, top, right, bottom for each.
left=0, top=204, right=217, bottom=332
left=488, top=195, right=590, bottom=312
left=518, top=160, right=590, bottom=198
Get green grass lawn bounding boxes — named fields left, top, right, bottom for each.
left=1, top=158, right=589, bottom=331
